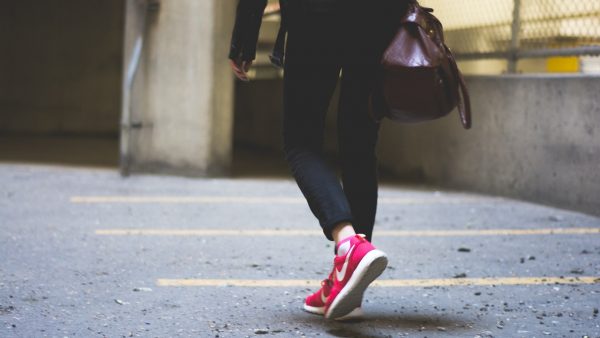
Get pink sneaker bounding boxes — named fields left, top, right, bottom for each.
left=304, top=273, right=364, bottom=320
left=324, top=234, right=388, bottom=319
left=303, top=276, right=333, bottom=315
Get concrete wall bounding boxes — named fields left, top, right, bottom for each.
left=234, top=79, right=283, bottom=150
left=126, top=0, right=236, bottom=176
left=234, top=79, right=340, bottom=153
left=378, top=75, right=600, bottom=216
left=1, top=0, right=237, bottom=176
left=235, top=75, right=600, bottom=216
left=0, top=0, right=123, bottom=135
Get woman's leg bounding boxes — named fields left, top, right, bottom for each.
left=337, top=65, right=381, bottom=243
left=282, top=23, right=356, bottom=242
left=334, top=0, right=401, bottom=242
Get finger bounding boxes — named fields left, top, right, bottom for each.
left=233, top=69, right=249, bottom=81
left=230, top=60, right=242, bottom=72
left=238, top=65, right=250, bottom=81
left=237, top=73, right=249, bottom=82
left=232, top=67, right=244, bottom=76
left=230, top=59, right=248, bottom=73
left=230, top=59, right=250, bottom=81
left=242, top=61, right=253, bottom=73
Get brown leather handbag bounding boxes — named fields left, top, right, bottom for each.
left=370, top=1, right=472, bottom=129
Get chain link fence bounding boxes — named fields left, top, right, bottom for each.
left=420, top=0, right=600, bottom=73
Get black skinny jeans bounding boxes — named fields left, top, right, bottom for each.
left=281, top=0, right=401, bottom=241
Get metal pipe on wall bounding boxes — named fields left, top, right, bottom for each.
left=507, top=0, right=522, bottom=73
left=120, top=0, right=148, bottom=176
left=120, top=0, right=160, bottom=176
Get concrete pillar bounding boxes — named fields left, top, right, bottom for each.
left=124, top=0, right=236, bottom=176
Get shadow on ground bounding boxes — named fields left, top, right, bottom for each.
left=292, top=312, right=475, bottom=337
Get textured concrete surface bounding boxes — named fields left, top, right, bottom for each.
left=0, top=135, right=119, bottom=169
left=234, top=76, right=600, bottom=218
left=1, top=0, right=237, bottom=176
left=0, top=0, right=123, bottom=134
left=1, top=163, right=599, bottom=337
left=378, top=75, right=600, bottom=217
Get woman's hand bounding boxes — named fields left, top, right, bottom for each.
left=230, top=59, right=253, bottom=82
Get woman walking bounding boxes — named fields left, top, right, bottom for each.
left=229, top=0, right=406, bottom=320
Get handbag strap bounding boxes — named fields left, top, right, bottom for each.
left=269, top=0, right=287, bottom=68
left=445, top=45, right=472, bottom=129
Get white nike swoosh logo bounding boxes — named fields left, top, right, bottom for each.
left=336, top=244, right=356, bottom=282
left=321, top=292, right=327, bottom=304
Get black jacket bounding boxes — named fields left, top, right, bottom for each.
left=229, top=0, right=268, bottom=62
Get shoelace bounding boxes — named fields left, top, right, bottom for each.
left=321, top=278, right=332, bottom=288
left=322, top=271, right=334, bottom=287
left=319, top=271, right=334, bottom=295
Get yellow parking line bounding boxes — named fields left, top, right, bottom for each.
left=72, top=196, right=305, bottom=204
left=157, top=276, right=600, bottom=288
left=96, top=229, right=322, bottom=236
left=95, top=227, right=600, bottom=237
left=71, top=196, right=485, bottom=205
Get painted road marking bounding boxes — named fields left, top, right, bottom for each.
left=156, top=276, right=600, bottom=288
left=95, top=227, right=600, bottom=237
left=71, top=196, right=487, bottom=205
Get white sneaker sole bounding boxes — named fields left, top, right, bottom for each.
left=303, top=304, right=363, bottom=320
left=324, top=249, right=388, bottom=320
left=302, top=304, right=325, bottom=315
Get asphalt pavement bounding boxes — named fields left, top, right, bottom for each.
left=1, top=163, right=599, bottom=337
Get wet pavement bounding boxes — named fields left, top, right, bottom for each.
left=1, top=163, right=599, bottom=337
